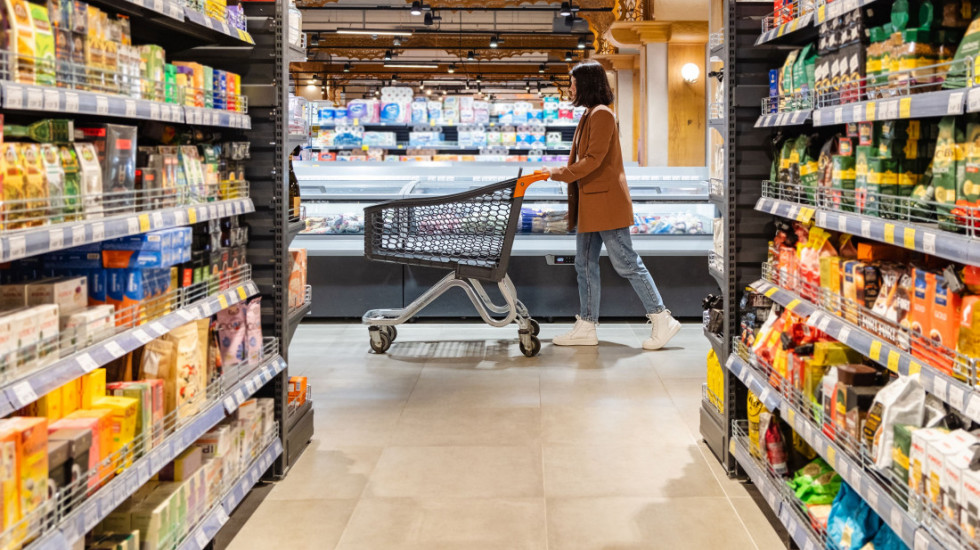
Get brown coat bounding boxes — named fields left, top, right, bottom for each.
left=549, top=105, right=634, bottom=233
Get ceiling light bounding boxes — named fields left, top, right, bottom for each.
left=467, top=51, right=475, bottom=60
left=410, top=1, right=422, bottom=15
left=375, top=89, right=380, bottom=96
left=476, top=74, right=482, bottom=83
left=393, top=37, right=401, bottom=46
left=525, top=81, right=530, bottom=92
left=419, top=82, right=425, bottom=90
left=577, top=37, right=586, bottom=49
left=336, top=28, right=413, bottom=36
left=383, top=50, right=393, bottom=61
left=442, top=90, right=447, bottom=96
left=343, top=62, right=351, bottom=72
left=425, top=89, right=432, bottom=96
left=391, top=74, right=398, bottom=82
left=565, top=51, right=573, bottom=62
left=565, top=15, right=579, bottom=26
left=424, top=11, right=441, bottom=25
left=447, top=63, right=456, bottom=73
left=383, top=63, right=439, bottom=69
left=539, top=63, right=546, bottom=74
left=559, top=2, right=572, bottom=16
left=489, top=34, right=499, bottom=48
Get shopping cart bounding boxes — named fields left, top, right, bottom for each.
left=362, top=170, right=551, bottom=357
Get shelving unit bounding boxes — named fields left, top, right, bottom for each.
left=713, top=0, right=980, bottom=547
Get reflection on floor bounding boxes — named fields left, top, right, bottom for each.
left=224, top=322, right=784, bottom=550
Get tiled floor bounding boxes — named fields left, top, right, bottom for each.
left=225, top=322, right=784, bottom=550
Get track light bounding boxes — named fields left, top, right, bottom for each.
left=525, top=81, right=531, bottom=92
left=384, top=50, right=393, bottom=61
left=489, top=34, right=498, bottom=48
left=476, top=74, right=482, bottom=83
left=577, top=37, right=586, bottom=49
left=424, top=11, right=440, bottom=25
left=559, top=2, right=572, bottom=16
left=393, top=37, right=401, bottom=46
left=539, top=63, right=546, bottom=74
left=442, top=90, right=447, bottom=96
left=374, top=89, right=380, bottom=96
left=467, top=50, right=475, bottom=60
left=419, top=82, right=425, bottom=90
left=565, top=51, right=573, bottom=62
left=343, top=62, right=351, bottom=72
left=391, top=74, right=398, bottom=82
left=447, top=63, right=456, bottom=73
left=410, top=1, right=422, bottom=15
left=425, top=89, right=432, bottom=96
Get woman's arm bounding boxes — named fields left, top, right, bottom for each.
left=548, top=110, right=615, bottom=184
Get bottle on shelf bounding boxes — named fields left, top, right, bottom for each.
left=3, top=119, right=76, bottom=143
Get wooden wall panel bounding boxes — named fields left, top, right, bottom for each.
left=667, top=43, right=706, bottom=166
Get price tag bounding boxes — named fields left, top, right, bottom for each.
left=125, top=100, right=136, bottom=117
left=890, top=507, right=904, bottom=534
left=76, top=353, right=99, bottom=372
left=826, top=445, right=836, bottom=468
left=65, top=92, right=79, bottom=112
left=770, top=201, right=780, bottom=215
left=908, top=361, right=923, bottom=376
left=217, top=294, right=229, bottom=309
left=43, top=89, right=59, bottom=111
left=966, top=394, right=980, bottom=421
left=237, top=286, right=248, bottom=300
left=900, top=97, right=912, bottom=118
left=26, top=87, right=43, bottom=110
left=153, top=0, right=163, bottom=11
left=71, top=225, right=86, bottom=245
left=8, top=236, right=25, bottom=259
left=96, top=96, right=109, bottom=115
left=869, top=340, right=882, bottom=361
left=866, top=102, right=876, bottom=121
left=215, top=506, right=230, bottom=525
left=148, top=321, right=166, bottom=336
left=5, top=86, right=22, bottom=109
left=194, top=530, right=209, bottom=549
left=914, top=530, right=931, bottom=550
left=245, top=378, right=257, bottom=394
left=176, top=309, right=195, bottom=322
left=949, top=384, right=966, bottom=409
left=188, top=207, right=198, bottom=224
left=834, top=107, right=843, bottom=124
left=131, top=329, right=152, bottom=344
left=838, top=325, right=852, bottom=343
left=888, top=350, right=900, bottom=373
left=150, top=103, right=160, bottom=120
left=817, top=315, right=832, bottom=333
left=933, top=377, right=949, bottom=400
left=10, top=382, right=37, bottom=407
left=204, top=16, right=214, bottom=29
left=777, top=113, right=788, bottom=126
left=224, top=395, right=238, bottom=411
left=235, top=388, right=246, bottom=403
left=884, top=223, right=895, bottom=244
left=804, top=539, right=816, bottom=550
left=816, top=211, right=827, bottom=226
left=903, top=227, right=916, bottom=249
left=48, top=229, right=63, bottom=250
left=105, top=341, right=126, bottom=358
left=139, top=214, right=150, bottom=232
left=852, top=104, right=862, bottom=121
left=127, top=217, right=140, bottom=234
left=970, top=88, right=980, bottom=112
left=174, top=209, right=187, bottom=226
left=860, top=219, right=871, bottom=238
left=91, top=222, right=104, bottom=242
left=920, top=231, right=938, bottom=258
left=788, top=204, right=799, bottom=220
left=949, top=91, right=965, bottom=115
left=838, top=214, right=848, bottom=232
left=866, top=486, right=879, bottom=508
left=152, top=212, right=164, bottom=227
left=837, top=459, right=850, bottom=483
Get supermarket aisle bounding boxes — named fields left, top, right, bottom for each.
left=224, top=322, right=783, bottom=550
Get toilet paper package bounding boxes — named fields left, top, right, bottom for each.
left=380, top=87, right=412, bottom=124
left=346, top=99, right=380, bottom=123
left=458, top=97, right=474, bottom=124
left=427, top=101, right=443, bottom=125
left=473, top=101, right=490, bottom=124
left=442, top=97, right=458, bottom=125
left=411, top=99, right=428, bottom=124
left=544, top=97, right=559, bottom=120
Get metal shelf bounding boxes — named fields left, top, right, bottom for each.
left=727, top=354, right=945, bottom=550
left=183, top=8, right=254, bottom=44
left=754, top=110, right=811, bottom=128
left=708, top=263, right=726, bottom=287
left=813, top=88, right=966, bottom=127
left=703, top=326, right=726, bottom=358
left=177, top=437, right=283, bottom=550
left=754, top=195, right=980, bottom=267
left=755, top=11, right=814, bottom=45
left=0, top=82, right=251, bottom=128
left=814, top=0, right=879, bottom=24
left=26, top=353, right=285, bottom=550
left=748, top=278, right=980, bottom=426
left=285, top=297, right=312, bottom=349
left=0, top=281, right=260, bottom=418
left=287, top=218, right=305, bottom=244
left=0, top=197, right=253, bottom=264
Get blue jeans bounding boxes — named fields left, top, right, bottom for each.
left=576, top=227, right=666, bottom=322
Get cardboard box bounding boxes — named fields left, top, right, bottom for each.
left=33, top=304, right=59, bottom=368
left=27, top=276, right=87, bottom=315
left=962, top=466, right=980, bottom=541
left=8, top=417, right=49, bottom=520
left=158, top=446, right=202, bottom=482
left=0, top=284, right=28, bottom=310
left=61, top=305, right=114, bottom=349
left=0, top=312, right=17, bottom=379
left=61, top=377, right=81, bottom=416
left=927, top=430, right=976, bottom=511
left=0, top=424, right=20, bottom=534
left=287, top=248, right=307, bottom=309
left=93, top=396, right=138, bottom=468
left=944, top=448, right=975, bottom=525
left=47, top=428, right=92, bottom=502
left=6, top=0, right=37, bottom=84
left=46, top=439, right=70, bottom=498
left=36, top=385, right=63, bottom=420
left=81, top=368, right=106, bottom=409
left=59, top=409, right=113, bottom=481
left=9, top=308, right=40, bottom=375
left=106, top=382, right=151, bottom=457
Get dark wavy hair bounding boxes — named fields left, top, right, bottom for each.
left=571, top=61, right=614, bottom=108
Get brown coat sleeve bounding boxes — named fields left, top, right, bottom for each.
left=549, top=110, right=615, bottom=189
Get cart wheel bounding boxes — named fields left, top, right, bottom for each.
left=528, top=319, right=540, bottom=337
left=383, top=326, right=398, bottom=342
left=369, top=329, right=392, bottom=354
left=520, top=335, right=541, bottom=357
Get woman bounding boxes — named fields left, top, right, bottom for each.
left=542, top=61, right=681, bottom=350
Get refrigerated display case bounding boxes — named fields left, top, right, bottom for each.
left=293, top=162, right=716, bottom=318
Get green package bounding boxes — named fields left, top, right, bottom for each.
left=833, top=155, right=857, bottom=212
left=781, top=49, right=801, bottom=111
left=793, top=44, right=817, bottom=110
left=165, top=63, right=178, bottom=104
left=871, top=158, right=900, bottom=218
left=963, top=114, right=980, bottom=205
left=944, top=13, right=980, bottom=88
left=58, top=145, right=81, bottom=221
left=798, top=135, right=819, bottom=202
left=29, top=3, right=56, bottom=86
left=932, top=116, right=964, bottom=228
left=855, top=146, right=875, bottom=214
left=788, top=458, right=843, bottom=506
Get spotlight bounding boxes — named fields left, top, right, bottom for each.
left=425, top=89, right=432, bottom=96
left=343, top=62, right=351, bottom=72
left=384, top=50, right=392, bottom=61
left=476, top=74, right=482, bottom=83
left=424, top=11, right=440, bottom=25
left=419, top=82, right=425, bottom=90
left=539, top=63, right=546, bottom=74
left=577, top=36, right=586, bottom=49
left=442, top=90, right=447, bottom=96
left=525, top=81, right=530, bottom=92
left=447, top=63, right=456, bottom=73
left=410, top=1, right=422, bottom=15
left=489, top=34, right=499, bottom=48
left=391, top=74, right=398, bottom=82
left=374, top=89, right=380, bottom=96
left=467, top=50, right=475, bottom=60
left=565, top=51, right=573, bottom=62
left=559, top=2, right=572, bottom=16
left=393, top=37, right=401, bottom=46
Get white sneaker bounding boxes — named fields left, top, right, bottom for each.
left=553, top=315, right=599, bottom=346
left=643, top=310, right=681, bottom=350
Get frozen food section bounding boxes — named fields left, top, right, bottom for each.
left=293, top=163, right=715, bottom=318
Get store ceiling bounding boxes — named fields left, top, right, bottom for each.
left=291, top=0, right=614, bottom=98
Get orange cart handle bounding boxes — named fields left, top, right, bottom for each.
left=514, top=171, right=551, bottom=198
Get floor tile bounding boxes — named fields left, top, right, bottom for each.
left=335, top=498, right=547, bottom=550
left=546, top=496, right=758, bottom=550
left=542, top=444, right=724, bottom=498
left=731, top=496, right=788, bottom=550
left=404, top=374, right=541, bottom=410
left=225, top=498, right=356, bottom=550
left=313, top=404, right=404, bottom=446
left=391, top=407, right=541, bottom=446
left=364, top=446, right=543, bottom=499
left=541, top=404, right=695, bottom=447
left=266, top=444, right=382, bottom=500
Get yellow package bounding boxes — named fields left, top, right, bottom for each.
left=6, top=0, right=36, bottom=84
left=36, top=386, right=63, bottom=420
left=61, top=377, right=82, bottom=416
left=1, top=144, right=26, bottom=231
left=28, top=2, right=55, bottom=86
left=18, top=143, right=48, bottom=228
left=0, top=423, right=20, bottom=538
left=811, top=341, right=864, bottom=367
left=81, top=368, right=107, bottom=409
left=958, top=295, right=980, bottom=360
left=93, top=396, right=138, bottom=470
left=747, top=391, right=767, bottom=459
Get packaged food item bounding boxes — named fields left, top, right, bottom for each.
left=246, top=297, right=262, bottom=366
left=216, top=305, right=246, bottom=367
left=932, top=117, right=964, bottom=228
left=910, top=268, right=936, bottom=351
left=81, top=368, right=106, bottom=409
left=927, top=430, right=976, bottom=510
left=74, top=142, right=104, bottom=218
left=29, top=2, right=55, bottom=86
left=139, top=339, right=177, bottom=416
left=19, top=143, right=48, bottom=228
left=0, top=425, right=19, bottom=533
left=944, top=13, right=980, bottom=88
left=826, top=482, right=883, bottom=550
left=92, top=395, right=138, bottom=469
left=27, top=276, right=87, bottom=315
left=47, top=428, right=92, bottom=503
left=6, top=0, right=36, bottom=84
left=788, top=458, right=841, bottom=506
left=962, top=466, right=980, bottom=540
left=7, top=417, right=48, bottom=524
left=863, top=376, right=926, bottom=470
left=106, top=381, right=151, bottom=457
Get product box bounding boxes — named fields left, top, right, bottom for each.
left=47, top=428, right=93, bottom=499
left=0, top=313, right=15, bottom=381
left=962, top=466, right=980, bottom=540
left=910, top=269, right=935, bottom=351
left=158, top=446, right=202, bottom=482
left=47, top=439, right=70, bottom=501
left=29, top=2, right=55, bottom=86
left=0, top=284, right=28, bottom=309
left=58, top=410, right=112, bottom=482
left=61, top=377, right=81, bottom=416
left=943, top=448, right=975, bottom=525
left=74, top=142, right=103, bottom=219
left=9, top=308, right=40, bottom=375
left=927, top=430, right=976, bottom=511
left=930, top=273, right=962, bottom=373
left=0, top=424, right=20, bottom=533
left=61, top=305, right=115, bottom=349
left=36, top=385, right=63, bottom=420
left=288, top=248, right=307, bottom=309
left=6, top=417, right=49, bottom=522
left=33, top=304, right=60, bottom=368
left=79, top=125, right=138, bottom=213
left=92, top=396, right=138, bottom=468
left=257, top=398, right=274, bottom=438
left=288, top=376, right=307, bottom=405
left=81, top=368, right=106, bottom=409
left=27, top=276, right=87, bottom=315
left=106, top=382, right=151, bottom=457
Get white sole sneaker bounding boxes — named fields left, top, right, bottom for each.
left=643, top=320, right=681, bottom=350
left=553, top=335, right=599, bottom=346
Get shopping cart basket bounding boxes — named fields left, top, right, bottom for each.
left=362, top=170, right=551, bottom=357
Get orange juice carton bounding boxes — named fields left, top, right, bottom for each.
left=93, top=396, right=138, bottom=469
